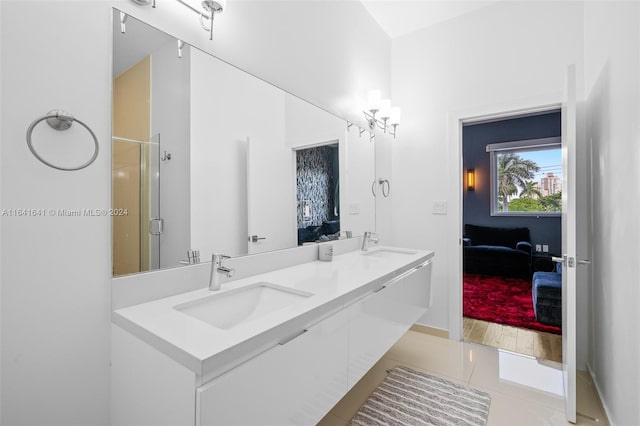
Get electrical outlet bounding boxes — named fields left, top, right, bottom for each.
left=542, top=244, right=549, bottom=252
left=433, top=201, right=447, bottom=215
left=535, top=244, right=542, bottom=252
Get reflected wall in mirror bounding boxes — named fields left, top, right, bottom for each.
left=112, top=10, right=375, bottom=277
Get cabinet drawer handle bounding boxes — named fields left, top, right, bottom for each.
left=278, top=329, right=307, bottom=345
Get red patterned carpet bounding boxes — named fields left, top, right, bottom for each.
left=463, top=273, right=561, bottom=335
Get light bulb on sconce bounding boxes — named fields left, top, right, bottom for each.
left=379, top=99, right=391, bottom=120
left=367, top=90, right=382, bottom=113
left=389, top=107, right=401, bottom=125
left=364, top=90, right=401, bottom=138
left=389, top=107, right=401, bottom=134
left=466, top=168, right=475, bottom=191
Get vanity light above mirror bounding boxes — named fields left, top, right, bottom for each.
left=128, top=0, right=226, bottom=41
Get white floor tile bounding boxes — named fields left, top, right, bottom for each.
left=468, top=342, right=566, bottom=411
left=384, top=330, right=475, bottom=384
left=317, top=412, right=348, bottom=426
left=480, top=386, right=570, bottom=426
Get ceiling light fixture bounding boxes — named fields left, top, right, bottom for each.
left=176, top=0, right=226, bottom=41
left=363, top=90, right=401, bottom=138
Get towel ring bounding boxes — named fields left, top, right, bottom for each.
left=380, top=179, right=390, bottom=197
left=371, top=178, right=391, bottom=198
left=26, top=110, right=99, bottom=171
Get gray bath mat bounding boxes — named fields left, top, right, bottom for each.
left=350, top=366, right=491, bottom=426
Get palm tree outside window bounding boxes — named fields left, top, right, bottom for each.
left=488, top=137, right=562, bottom=215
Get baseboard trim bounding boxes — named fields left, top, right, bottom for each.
left=410, top=324, right=449, bottom=339
left=586, top=362, right=613, bottom=426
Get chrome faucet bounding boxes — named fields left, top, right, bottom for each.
left=209, top=253, right=234, bottom=291
left=361, top=231, right=380, bottom=251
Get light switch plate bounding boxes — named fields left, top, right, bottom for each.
left=536, top=244, right=542, bottom=252
left=543, top=245, right=549, bottom=252
left=348, top=203, right=360, bottom=215
left=433, top=201, right=447, bottom=215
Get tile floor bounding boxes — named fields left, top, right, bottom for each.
left=319, top=330, right=609, bottom=426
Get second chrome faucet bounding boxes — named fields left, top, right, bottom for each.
left=361, top=231, right=380, bottom=251
left=209, top=253, right=235, bottom=291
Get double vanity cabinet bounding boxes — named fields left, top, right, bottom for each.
left=111, top=246, right=434, bottom=426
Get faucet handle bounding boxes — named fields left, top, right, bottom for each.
left=211, top=253, right=231, bottom=265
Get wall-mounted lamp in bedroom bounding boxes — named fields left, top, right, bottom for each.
left=363, top=90, right=401, bottom=138
left=467, top=168, right=475, bottom=191
left=177, top=0, right=226, bottom=40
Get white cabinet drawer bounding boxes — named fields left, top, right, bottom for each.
left=196, top=308, right=349, bottom=426
left=347, top=262, right=431, bottom=388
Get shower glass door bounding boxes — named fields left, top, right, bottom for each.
left=112, top=134, right=161, bottom=276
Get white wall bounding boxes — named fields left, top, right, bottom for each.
left=342, top=126, right=376, bottom=238
left=0, top=1, right=390, bottom=425
left=208, top=1, right=391, bottom=128
left=390, top=2, right=585, bottom=341
left=584, top=3, right=640, bottom=425
left=375, top=132, right=393, bottom=242
left=190, top=47, right=286, bottom=258
left=1, top=2, right=112, bottom=425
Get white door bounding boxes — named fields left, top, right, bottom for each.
left=246, top=137, right=297, bottom=254
left=558, top=64, right=578, bottom=423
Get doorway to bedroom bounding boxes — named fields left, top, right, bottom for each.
left=295, top=143, right=341, bottom=246
left=462, top=110, right=562, bottom=362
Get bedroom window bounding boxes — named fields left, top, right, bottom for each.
left=488, top=137, right=562, bottom=216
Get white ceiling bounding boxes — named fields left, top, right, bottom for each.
left=360, top=1, right=498, bottom=39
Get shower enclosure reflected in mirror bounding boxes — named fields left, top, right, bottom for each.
left=112, top=9, right=376, bottom=277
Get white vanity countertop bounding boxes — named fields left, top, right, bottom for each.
left=112, top=246, right=434, bottom=379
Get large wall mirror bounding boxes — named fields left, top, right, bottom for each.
left=112, top=9, right=376, bottom=277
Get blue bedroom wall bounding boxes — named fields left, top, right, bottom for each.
left=463, top=111, right=562, bottom=256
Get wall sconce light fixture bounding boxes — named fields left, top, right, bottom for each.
left=467, top=168, right=475, bottom=191
left=177, top=0, right=226, bottom=41
left=363, top=90, right=401, bottom=138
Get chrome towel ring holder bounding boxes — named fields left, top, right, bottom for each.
left=26, top=110, right=99, bottom=171
left=371, top=178, right=391, bottom=198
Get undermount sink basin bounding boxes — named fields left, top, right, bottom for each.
left=174, top=282, right=313, bottom=330
left=361, top=247, right=417, bottom=258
